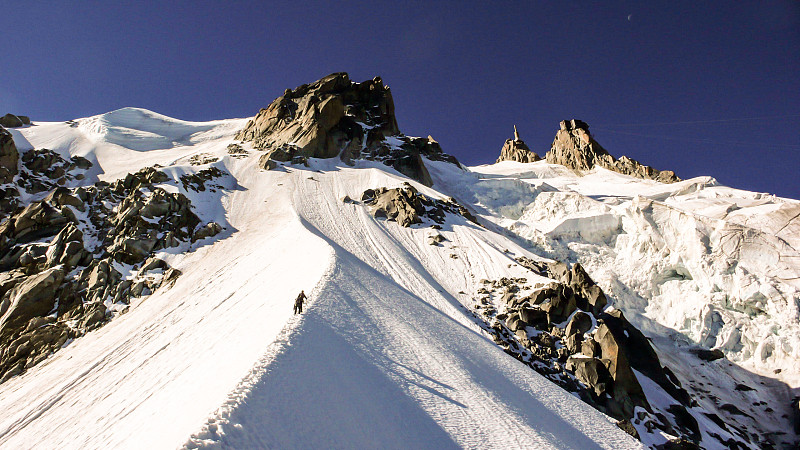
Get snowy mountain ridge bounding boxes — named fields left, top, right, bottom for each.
left=0, top=73, right=797, bottom=449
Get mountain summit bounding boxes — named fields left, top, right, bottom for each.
left=546, top=119, right=679, bottom=183
left=236, top=72, right=458, bottom=186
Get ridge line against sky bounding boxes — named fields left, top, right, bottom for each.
left=2, top=1, right=799, bottom=198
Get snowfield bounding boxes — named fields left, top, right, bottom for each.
left=0, top=109, right=645, bottom=449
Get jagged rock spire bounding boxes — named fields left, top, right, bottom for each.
left=496, top=125, right=541, bottom=163
left=545, top=119, right=679, bottom=183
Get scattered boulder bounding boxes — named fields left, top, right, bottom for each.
left=180, top=167, right=223, bottom=193
left=566, top=355, right=613, bottom=396
left=690, top=348, right=725, bottom=361
left=581, top=338, right=601, bottom=358
left=362, top=185, right=478, bottom=228
left=226, top=143, right=248, bottom=158
left=565, top=311, right=593, bottom=337
left=258, top=153, right=277, bottom=170
left=428, top=234, right=446, bottom=245
left=188, top=153, right=219, bottom=166
left=540, top=288, right=576, bottom=324
left=192, top=222, right=223, bottom=242
left=0, top=266, right=65, bottom=331
left=545, top=119, right=679, bottom=183
left=363, top=186, right=422, bottom=227
left=496, top=125, right=541, bottom=163
left=616, top=419, right=640, bottom=439
left=44, top=223, right=90, bottom=269
left=519, top=306, right=547, bottom=327
left=0, top=114, right=24, bottom=128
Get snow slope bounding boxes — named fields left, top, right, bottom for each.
left=0, top=110, right=641, bottom=449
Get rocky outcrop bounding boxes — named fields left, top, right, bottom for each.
left=496, top=126, right=541, bottom=163
left=361, top=184, right=478, bottom=227
left=469, top=256, right=704, bottom=445
left=0, top=266, right=65, bottom=330
left=546, top=119, right=679, bottom=183
left=16, top=148, right=92, bottom=195
left=0, top=165, right=209, bottom=383
left=0, top=126, right=18, bottom=185
left=237, top=72, right=397, bottom=158
left=236, top=72, right=459, bottom=187
left=0, top=114, right=25, bottom=128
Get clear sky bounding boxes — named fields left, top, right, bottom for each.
left=3, top=1, right=799, bottom=198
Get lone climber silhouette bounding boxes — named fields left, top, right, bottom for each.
left=294, top=290, right=307, bottom=314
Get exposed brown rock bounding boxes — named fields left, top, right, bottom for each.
left=362, top=184, right=478, bottom=228
left=236, top=73, right=459, bottom=187
left=496, top=125, right=541, bottom=163
left=0, top=114, right=24, bottom=128
left=546, top=119, right=679, bottom=183
left=236, top=73, right=397, bottom=161
left=0, top=266, right=65, bottom=331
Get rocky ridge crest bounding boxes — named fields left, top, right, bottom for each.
left=546, top=119, right=679, bottom=183
left=236, top=72, right=459, bottom=186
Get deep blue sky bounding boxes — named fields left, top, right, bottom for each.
left=3, top=2, right=799, bottom=198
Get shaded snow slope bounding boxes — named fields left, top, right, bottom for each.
left=0, top=113, right=641, bottom=448
left=186, top=242, right=638, bottom=449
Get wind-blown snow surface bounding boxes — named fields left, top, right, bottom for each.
left=0, top=109, right=641, bottom=449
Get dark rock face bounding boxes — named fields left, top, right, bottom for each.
left=594, top=323, right=649, bottom=418
left=258, top=153, right=277, bottom=170
left=0, top=127, right=18, bottom=184
left=362, top=184, right=479, bottom=228
left=0, top=114, right=24, bottom=128
left=16, top=148, right=93, bottom=196
left=496, top=126, right=541, bottom=163
left=237, top=73, right=396, bottom=158
left=690, top=348, right=724, bottom=361
left=566, top=355, right=613, bottom=396
left=236, top=72, right=459, bottom=187
left=546, top=119, right=679, bottom=183
left=0, top=266, right=65, bottom=330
